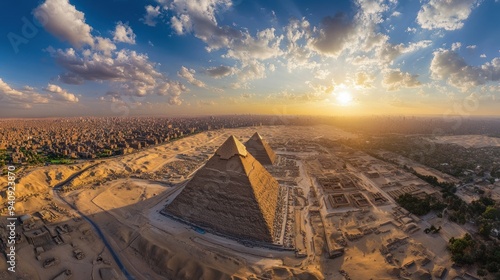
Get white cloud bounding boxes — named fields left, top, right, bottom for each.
left=377, top=40, right=432, bottom=64
left=391, top=11, right=401, bottom=17
left=430, top=49, right=500, bottom=90
left=34, top=0, right=94, bottom=48
left=0, top=79, right=76, bottom=107
left=237, top=61, right=267, bottom=81
left=416, top=0, right=480, bottom=31
left=466, top=45, right=477, bottom=50
left=315, top=69, right=330, bottom=80
left=382, top=69, right=422, bottom=91
left=284, top=18, right=315, bottom=71
left=355, top=71, right=375, bottom=88
left=168, top=0, right=233, bottom=50
left=167, top=0, right=283, bottom=82
left=406, top=27, right=417, bottom=33
left=480, top=54, right=486, bottom=58
left=113, top=22, right=136, bottom=44
left=49, top=47, right=187, bottom=104
left=178, top=66, right=206, bottom=88
left=141, top=5, right=161, bottom=27
left=451, top=42, right=461, bottom=51
left=205, top=65, right=234, bottom=78
left=44, top=84, right=79, bottom=102
left=224, top=28, right=283, bottom=63
left=356, top=0, right=391, bottom=23
left=94, top=37, right=116, bottom=56
left=170, top=14, right=190, bottom=35
left=0, top=79, right=24, bottom=97
left=303, top=81, right=335, bottom=102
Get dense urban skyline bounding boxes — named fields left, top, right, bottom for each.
left=1, top=0, right=499, bottom=117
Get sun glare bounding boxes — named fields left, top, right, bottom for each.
left=336, top=91, right=353, bottom=106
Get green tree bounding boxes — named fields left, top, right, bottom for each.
left=483, top=206, right=500, bottom=220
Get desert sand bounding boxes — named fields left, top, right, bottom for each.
left=1, top=125, right=471, bottom=280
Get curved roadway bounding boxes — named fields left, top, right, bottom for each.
left=52, top=164, right=135, bottom=280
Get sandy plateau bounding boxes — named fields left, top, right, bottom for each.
left=0, top=125, right=476, bottom=279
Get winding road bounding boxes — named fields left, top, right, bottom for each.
left=52, top=164, right=135, bottom=280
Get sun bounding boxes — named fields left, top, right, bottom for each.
left=336, top=91, right=353, bottom=106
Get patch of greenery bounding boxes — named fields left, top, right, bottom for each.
left=396, top=193, right=446, bottom=216
left=449, top=233, right=500, bottom=276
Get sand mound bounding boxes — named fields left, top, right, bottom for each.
left=129, top=233, right=233, bottom=280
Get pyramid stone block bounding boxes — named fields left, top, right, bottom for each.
left=165, top=135, right=281, bottom=243
left=244, top=132, right=276, bottom=165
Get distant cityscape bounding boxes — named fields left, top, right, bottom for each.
left=2, top=116, right=500, bottom=167
left=0, top=116, right=290, bottom=165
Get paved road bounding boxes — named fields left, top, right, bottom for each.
left=52, top=175, right=135, bottom=280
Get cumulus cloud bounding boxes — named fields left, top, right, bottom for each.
left=94, top=37, right=116, bottom=56
left=356, top=0, right=391, bottom=23
left=113, top=22, right=136, bottom=44
left=49, top=47, right=187, bottom=103
left=451, top=42, right=462, bottom=51
left=0, top=79, right=76, bottom=107
left=168, top=0, right=234, bottom=50
left=315, top=69, right=330, bottom=80
left=34, top=0, right=186, bottom=106
left=407, top=27, right=417, bottom=33
left=355, top=71, right=375, bottom=88
left=417, top=0, right=480, bottom=31
left=284, top=18, right=315, bottom=71
left=44, top=84, right=79, bottom=102
left=178, top=66, right=206, bottom=88
left=0, top=79, right=24, bottom=97
left=382, top=69, right=422, bottom=91
left=224, top=28, right=283, bottom=63
left=376, top=39, right=432, bottom=64
left=391, top=11, right=401, bottom=17
left=303, top=81, right=335, bottom=102
left=141, top=5, right=161, bottom=27
left=308, top=13, right=356, bottom=57
left=430, top=49, right=500, bottom=90
left=166, top=0, right=286, bottom=82
left=237, top=61, right=267, bottom=81
left=34, top=0, right=94, bottom=48
left=205, top=65, right=234, bottom=78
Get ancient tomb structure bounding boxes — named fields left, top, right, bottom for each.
left=165, top=135, right=281, bottom=243
left=244, top=132, right=276, bottom=165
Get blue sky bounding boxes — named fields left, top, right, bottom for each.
left=1, top=0, right=499, bottom=117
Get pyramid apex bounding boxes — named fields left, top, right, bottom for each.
left=245, top=132, right=276, bottom=165
left=215, top=135, right=248, bottom=159
left=250, top=132, right=263, bottom=140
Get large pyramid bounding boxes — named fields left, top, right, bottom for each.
left=165, top=135, right=281, bottom=243
left=244, top=132, right=276, bottom=165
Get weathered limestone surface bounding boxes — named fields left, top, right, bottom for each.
left=166, top=135, right=280, bottom=242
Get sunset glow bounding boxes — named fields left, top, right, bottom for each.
left=0, top=0, right=499, bottom=117
left=336, top=92, right=353, bottom=106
